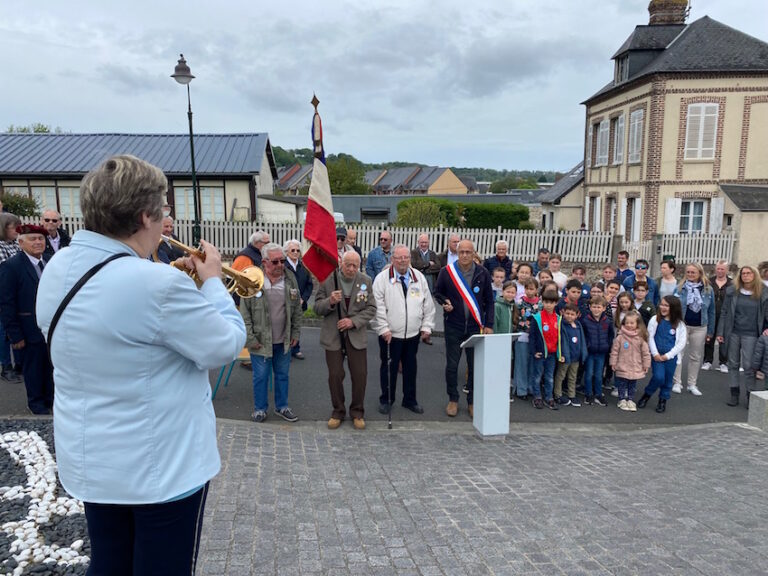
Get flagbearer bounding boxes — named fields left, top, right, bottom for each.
left=434, top=239, right=494, bottom=418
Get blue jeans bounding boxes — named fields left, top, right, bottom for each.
left=514, top=340, right=530, bottom=397
left=251, top=345, right=291, bottom=412
left=584, top=353, right=606, bottom=397
left=614, top=376, right=637, bottom=400
left=530, top=354, right=556, bottom=400
left=643, top=358, right=676, bottom=400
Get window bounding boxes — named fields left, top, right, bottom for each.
left=58, top=188, right=81, bottom=217
left=174, top=187, right=195, bottom=219
left=595, top=120, right=610, bottom=166
left=586, top=124, right=593, bottom=167
left=30, top=187, right=57, bottom=212
left=612, top=115, right=625, bottom=165
left=200, top=187, right=225, bottom=220
left=615, top=56, right=629, bottom=83
left=680, top=200, right=705, bottom=234
left=684, top=103, right=718, bottom=160
left=628, top=109, right=643, bottom=163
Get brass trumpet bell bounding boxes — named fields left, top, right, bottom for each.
left=162, top=235, right=264, bottom=298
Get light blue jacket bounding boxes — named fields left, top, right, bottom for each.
left=36, top=230, right=246, bottom=504
left=365, top=246, right=391, bottom=279
left=678, top=282, right=716, bottom=335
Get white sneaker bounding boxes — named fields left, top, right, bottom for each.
left=610, top=388, right=619, bottom=397
left=719, top=364, right=729, bottom=373
left=618, top=399, right=629, bottom=410
left=688, top=385, right=703, bottom=396
left=701, top=362, right=712, bottom=371
left=672, top=383, right=683, bottom=394
left=740, top=367, right=745, bottom=372
left=627, top=400, right=637, bottom=412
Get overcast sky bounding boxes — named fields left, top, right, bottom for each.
left=2, top=0, right=766, bottom=171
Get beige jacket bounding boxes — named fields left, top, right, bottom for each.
left=314, top=270, right=376, bottom=351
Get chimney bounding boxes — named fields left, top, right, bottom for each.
left=648, top=0, right=689, bottom=25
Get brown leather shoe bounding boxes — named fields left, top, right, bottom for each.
left=468, top=404, right=474, bottom=418
left=327, top=417, right=342, bottom=430
left=353, top=418, right=366, bottom=430
left=446, top=401, right=458, bottom=417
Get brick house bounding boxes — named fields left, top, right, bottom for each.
left=581, top=0, right=768, bottom=260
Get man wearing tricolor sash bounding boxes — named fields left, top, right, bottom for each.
left=434, top=239, right=495, bottom=418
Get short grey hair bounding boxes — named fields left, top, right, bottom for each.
left=81, top=155, right=166, bottom=238
left=342, top=250, right=360, bottom=265
left=249, top=230, right=269, bottom=245
left=393, top=244, right=410, bottom=257
left=42, top=208, right=62, bottom=219
left=495, top=240, right=508, bottom=250
left=260, top=242, right=284, bottom=260
left=0, top=213, right=21, bottom=241
left=283, top=238, right=301, bottom=252
left=448, top=233, right=461, bottom=242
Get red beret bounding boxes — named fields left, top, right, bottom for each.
left=16, top=224, right=48, bottom=237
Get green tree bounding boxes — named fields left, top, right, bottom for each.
left=488, top=176, right=539, bottom=193
left=272, top=146, right=298, bottom=168
left=6, top=123, right=62, bottom=134
left=327, top=154, right=369, bottom=195
left=0, top=191, right=39, bottom=217
left=395, top=199, right=447, bottom=227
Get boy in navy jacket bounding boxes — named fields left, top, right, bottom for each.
left=580, top=296, right=615, bottom=406
left=554, top=303, right=588, bottom=406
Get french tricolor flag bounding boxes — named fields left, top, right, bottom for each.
left=302, top=96, right=338, bottom=283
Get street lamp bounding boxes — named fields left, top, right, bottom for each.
left=171, top=54, right=201, bottom=245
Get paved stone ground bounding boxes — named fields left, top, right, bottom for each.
left=198, top=419, right=768, bottom=576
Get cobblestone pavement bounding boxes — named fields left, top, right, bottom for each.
left=198, top=419, right=768, bottom=576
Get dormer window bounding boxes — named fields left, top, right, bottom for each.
left=615, top=56, right=629, bottom=83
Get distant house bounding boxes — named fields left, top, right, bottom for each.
left=276, top=163, right=313, bottom=194
left=365, top=166, right=467, bottom=195
left=538, top=162, right=585, bottom=230
left=0, top=133, right=278, bottom=221
left=581, top=0, right=768, bottom=262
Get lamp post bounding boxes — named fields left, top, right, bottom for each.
left=171, top=54, right=201, bottom=245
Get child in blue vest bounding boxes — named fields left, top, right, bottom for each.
left=529, top=289, right=561, bottom=409
left=637, top=295, right=687, bottom=413
left=580, top=295, right=615, bottom=406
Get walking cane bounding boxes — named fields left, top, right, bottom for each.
left=387, top=341, right=393, bottom=430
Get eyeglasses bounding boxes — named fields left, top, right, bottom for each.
left=635, top=265, right=648, bottom=270
left=268, top=258, right=285, bottom=265
left=288, top=248, right=300, bottom=253
left=337, top=236, right=346, bottom=241
left=43, top=218, right=59, bottom=223
left=380, top=237, right=390, bottom=242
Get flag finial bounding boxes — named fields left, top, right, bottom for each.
left=311, top=94, right=320, bottom=111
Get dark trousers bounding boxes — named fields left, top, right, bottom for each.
left=378, top=334, right=420, bottom=407
left=84, top=483, right=209, bottom=576
left=644, top=358, right=677, bottom=400
left=703, top=312, right=727, bottom=365
left=445, top=323, right=479, bottom=404
left=23, top=341, right=54, bottom=413
left=326, top=334, right=367, bottom=419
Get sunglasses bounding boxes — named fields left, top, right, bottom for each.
left=337, top=236, right=346, bottom=241
left=268, top=258, right=285, bottom=265
left=44, top=218, right=60, bottom=223
left=635, top=265, right=648, bottom=270
left=380, top=237, right=390, bottom=242
left=288, top=248, right=300, bottom=253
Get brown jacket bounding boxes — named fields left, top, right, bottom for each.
left=314, top=270, right=376, bottom=351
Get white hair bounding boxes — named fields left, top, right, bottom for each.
left=495, top=240, right=508, bottom=250
left=260, top=242, right=283, bottom=260
left=283, top=238, right=301, bottom=252
left=249, top=230, right=268, bottom=245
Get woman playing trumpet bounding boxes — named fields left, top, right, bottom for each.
left=36, top=154, right=246, bottom=575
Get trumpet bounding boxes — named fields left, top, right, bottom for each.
left=161, top=235, right=264, bottom=298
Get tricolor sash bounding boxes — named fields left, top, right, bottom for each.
left=445, top=261, right=483, bottom=329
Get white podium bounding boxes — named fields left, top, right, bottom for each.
left=461, top=333, right=520, bottom=437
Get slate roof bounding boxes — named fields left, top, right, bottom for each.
left=537, top=162, right=584, bottom=204
left=404, top=166, right=445, bottom=191
left=458, top=175, right=478, bottom=192
left=277, top=164, right=313, bottom=191
left=371, top=166, right=421, bottom=193
left=612, top=24, right=685, bottom=58
left=585, top=16, right=768, bottom=103
left=0, top=133, right=277, bottom=178
left=720, top=184, right=768, bottom=212
left=258, top=194, right=308, bottom=206
left=364, top=169, right=387, bottom=186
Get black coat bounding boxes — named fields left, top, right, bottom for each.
left=288, top=259, right=314, bottom=311
left=42, top=227, right=71, bottom=261
left=157, top=234, right=186, bottom=262
left=434, top=263, right=494, bottom=331
left=0, top=252, right=45, bottom=345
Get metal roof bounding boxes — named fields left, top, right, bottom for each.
left=720, top=184, right=768, bottom=212
left=538, top=162, right=584, bottom=204
left=0, top=133, right=276, bottom=178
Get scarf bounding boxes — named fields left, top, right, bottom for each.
left=684, top=280, right=703, bottom=313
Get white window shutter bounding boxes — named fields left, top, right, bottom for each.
left=619, top=199, right=627, bottom=237
left=584, top=195, right=590, bottom=228
left=701, top=105, right=718, bottom=160
left=586, top=124, right=593, bottom=167
left=665, top=198, right=682, bottom=234
left=613, top=115, right=625, bottom=164
left=709, top=197, right=724, bottom=233
left=632, top=197, right=642, bottom=241
left=593, top=196, right=602, bottom=232
left=597, top=120, right=609, bottom=165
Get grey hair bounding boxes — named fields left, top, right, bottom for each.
left=716, top=259, right=729, bottom=267
left=163, top=215, right=174, bottom=223
left=393, top=244, right=410, bottom=256
left=260, top=242, right=284, bottom=260
left=0, top=213, right=21, bottom=241
left=283, top=238, right=301, bottom=252
left=42, top=208, right=62, bottom=219
left=448, top=233, right=461, bottom=241
left=249, top=230, right=268, bottom=245
left=81, top=155, right=167, bottom=238
left=495, top=240, right=508, bottom=250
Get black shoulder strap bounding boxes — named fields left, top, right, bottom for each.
left=48, top=253, right=130, bottom=346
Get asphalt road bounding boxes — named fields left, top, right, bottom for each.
left=2, top=326, right=750, bottom=427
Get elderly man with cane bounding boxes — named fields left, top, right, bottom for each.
left=314, top=251, right=376, bottom=430
left=372, top=244, right=435, bottom=418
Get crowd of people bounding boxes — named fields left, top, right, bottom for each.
left=0, top=154, right=767, bottom=573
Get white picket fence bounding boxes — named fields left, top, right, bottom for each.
left=30, top=217, right=735, bottom=264
left=622, top=233, right=736, bottom=266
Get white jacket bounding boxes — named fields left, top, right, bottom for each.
left=372, top=265, right=435, bottom=339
